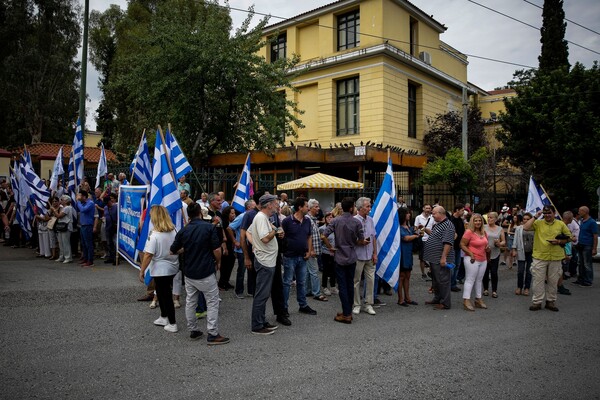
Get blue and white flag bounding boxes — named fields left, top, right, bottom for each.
left=10, top=161, right=32, bottom=240
left=165, top=128, right=192, bottom=181
left=23, top=146, right=33, bottom=170
left=68, top=118, right=84, bottom=197
left=136, top=130, right=182, bottom=252
left=232, top=153, right=251, bottom=213
left=130, top=132, right=152, bottom=185
left=370, top=157, right=401, bottom=290
left=95, top=143, right=108, bottom=189
left=525, top=176, right=551, bottom=215
left=19, top=156, right=51, bottom=213
left=49, top=146, right=64, bottom=191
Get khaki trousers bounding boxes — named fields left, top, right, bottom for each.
left=530, top=258, right=562, bottom=304
left=354, top=259, right=375, bottom=306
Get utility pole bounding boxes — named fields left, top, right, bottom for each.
left=461, top=86, right=468, bottom=160
left=78, top=0, right=90, bottom=143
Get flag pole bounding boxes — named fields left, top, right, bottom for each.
left=167, top=123, right=201, bottom=198
left=539, top=184, right=560, bottom=217
left=130, top=129, right=146, bottom=183
left=157, top=125, right=184, bottom=223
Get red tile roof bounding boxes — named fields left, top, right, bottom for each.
left=14, top=143, right=117, bottom=163
left=487, top=89, right=516, bottom=95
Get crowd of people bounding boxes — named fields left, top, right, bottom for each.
left=2, top=175, right=597, bottom=346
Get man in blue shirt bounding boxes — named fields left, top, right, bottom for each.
left=281, top=197, right=317, bottom=317
left=574, top=206, right=598, bottom=287
left=77, top=190, right=96, bottom=267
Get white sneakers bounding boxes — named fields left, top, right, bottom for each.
left=330, top=287, right=339, bottom=295
left=353, top=305, right=376, bottom=315
left=164, top=324, right=178, bottom=333
left=173, top=299, right=181, bottom=308
left=153, top=316, right=168, bottom=326
left=363, top=305, right=376, bottom=315
left=323, top=287, right=332, bottom=296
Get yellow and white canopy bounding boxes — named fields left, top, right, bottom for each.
left=276, top=173, right=364, bottom=190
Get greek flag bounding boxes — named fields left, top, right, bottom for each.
left=95, top=143, right=108, bottom=189
left=370, top=157, right=401, bottom=290
left=49, top=146, right=64, bottom=191
left=19, top=156, right=51, bottom=213
left=165, top=128, right=192, bottom=180
left=10, top=161, right=32, bottom=240
left=232, top=153, right=251, bottom=213
left=67, top=119, right=84, bottom=199
left=130, top=132, right=152, bottom=185
left=23, top=146, right=33, bottom=170
left=525, top=176, right=551, bottom=215
left=136, top=130, right=182, bottom=252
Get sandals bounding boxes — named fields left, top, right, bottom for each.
left=483, top=290, right=489, bottom=296
left=397, top=301, right=409, bottom=307
left=492, top=292, right=498, bottom=298
left=407, top=300, right=418, bottom=305
left=523, top=289, right=530, bottom=296
left=314, top=295, right=328, bottom=302
left=515, top=288, right=522, bottom=295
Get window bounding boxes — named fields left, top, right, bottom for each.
left=338, top=10, right=360, bottom=51
left=270, top=33, right=287, bottom=62
left=408, top=83, right=417, bottom=138
left=409, top=18, right=418, bottom=56
left=337, top=77, right=359, bottom=136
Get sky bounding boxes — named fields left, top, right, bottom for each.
left=84, top=0, right=600, bottom=130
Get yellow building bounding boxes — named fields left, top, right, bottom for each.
left=207, top=0, right=475, bottom=207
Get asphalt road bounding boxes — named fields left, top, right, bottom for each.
left=1, top=246, right=599, bottom=400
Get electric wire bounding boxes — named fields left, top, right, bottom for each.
left=522, top=0, right=600, bottom=37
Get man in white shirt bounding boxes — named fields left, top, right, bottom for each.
left=414, top=204, right=435, bottom=281
left=247, top=194, right=282, bottom=335
left=353, top=197, right=377, bottom=315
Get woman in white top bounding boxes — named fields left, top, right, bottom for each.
left=139, top=205, right=180, bottom=333
left=483, top=212, right=505, bottom=298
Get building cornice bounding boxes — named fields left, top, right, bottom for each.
left=288, top=43, right=471, bottom=92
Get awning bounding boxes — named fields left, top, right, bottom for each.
left=276, top=173, right=364, bottom=190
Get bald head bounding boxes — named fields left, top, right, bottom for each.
left=432, top=206, right=447, bottom=222
left=578, top=206, right=590, bottom=219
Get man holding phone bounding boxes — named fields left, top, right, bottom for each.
left=523, top=205, right=572, bottom=311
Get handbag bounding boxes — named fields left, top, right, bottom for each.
left=55, top=221, right=69, bottom=232
left=47, top=216, right=57, bottom=230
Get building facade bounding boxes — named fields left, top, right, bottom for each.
left=207, top=0, right=474, bottom=207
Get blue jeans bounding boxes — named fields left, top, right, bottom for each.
left=305, top=256, right=322, bottom=296
left=451, top=248, right=461, bottom=288
left=576, top=244, right=594, bottom=284
left=251, top=260, right=275, bottom=331
left=517, top=252, right=533, bottom=289
left=335, top=262, right=356, bottom=316
left=80, top=225, right=94, bottom=262
left=282, top=256, right=308, bottom=309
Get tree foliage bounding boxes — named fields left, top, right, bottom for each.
left=93, top=0, right=303, bottom=162
left=421, top=147, right=489, bottom=200
left=539, top=0, right=569, bottom=73
left=498, top=62, right=600, bottom=208
left=422, top=107, right=487, bottom=160
left=0, top=0, right=81, bottom=145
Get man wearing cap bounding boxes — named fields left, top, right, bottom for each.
left=246, top=194, right=282, bottom=335
left=423, top=206, right=456, bottom=310
left=281, top=197, right=317, bottom=316
left=523, top=205, right=572, bottom=311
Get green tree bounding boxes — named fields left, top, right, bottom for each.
left=100, top=0, right=302, bottom=162
left=422, top=107, right=487, bottom=159
left=89, top=5, right=124, bottom=149
left=539, top=0, right=569, bottom=73
left=498, top=63, right=600, bottom=208
left=420, top=147, right=489, bottom=201
left=0, top=0, right=81, bottom=145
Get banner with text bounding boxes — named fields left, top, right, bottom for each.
left=117, top=185, right=149, bottom=269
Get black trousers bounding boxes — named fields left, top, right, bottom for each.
left=154, top=275, right=176, bottom=324
left=271, top=253, right=285, bottom=316
left=218, top=249, right=236, bottom=288
left=483, top=256, right=500, bottom=292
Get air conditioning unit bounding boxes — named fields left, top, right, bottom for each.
left=419, top=51, right=432, bottom=65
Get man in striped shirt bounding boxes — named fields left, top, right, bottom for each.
left=423, top=206, right=456, bottom=310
